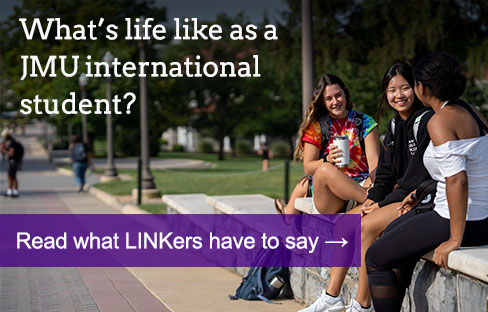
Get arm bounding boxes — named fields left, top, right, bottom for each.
left=302, top=143, right=321, bottom=176
left=6, top=147, right=14, bottom=158
left=366, top=122, right=397, bottom=204
left=378, top=111, right=434, bottom=207
left=429, top=114, right=467, bottom=268
left=363, top=126, right=379, bottom=182
left=303, top=142, right=344, bottom=176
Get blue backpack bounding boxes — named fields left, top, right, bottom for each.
left=229, top=246, right=290, bottom=304
left=73, top=143, right=87, bottom=162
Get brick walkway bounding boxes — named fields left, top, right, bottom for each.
left=0, top=127, right=170, bottom=312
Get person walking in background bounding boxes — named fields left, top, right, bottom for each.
left=69, top=135, right=92, bottom=193
left=1, top=130, right=23, bottom=197
left=366, top=52, right=488, bottom=312
left=258, top=142, right=273, bottom=172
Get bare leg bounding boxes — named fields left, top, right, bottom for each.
left=326, top=205, right=363, bottom=296
left=355, top=202, right=400, bottom=306
left=276, top=177, right=308, bottom=214
left=312, top=163, right=368, bottom=214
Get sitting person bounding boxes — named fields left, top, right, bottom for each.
left=275, top=74, right=379, bottom=215
left=366, top=52, right=488, bottom=312
left=300, top=62, right=434, bottom=312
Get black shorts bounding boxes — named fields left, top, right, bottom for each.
left=8, top=159, right=18, bottom=179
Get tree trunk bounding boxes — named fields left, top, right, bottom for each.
left=230, top=136, right=236, bottom=157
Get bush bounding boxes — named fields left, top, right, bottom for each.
left=115, top=128, right=139, bottom=156
left=172, top=144, right=184, bottom=152
left=271, top=141, right=291, bottom=158
left=235, top=139, right=253, bottom=155
left=197, top=138, right=215, bottom=153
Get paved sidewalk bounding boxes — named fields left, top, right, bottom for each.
left=0, top=126, right=304, bottom=312
left=0, top=129, right=169, bottom=312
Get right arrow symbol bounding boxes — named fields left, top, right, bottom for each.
left=324, top=237, right=348, bottom=247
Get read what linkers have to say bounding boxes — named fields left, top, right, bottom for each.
left=18, top=17, right=275, bottom=115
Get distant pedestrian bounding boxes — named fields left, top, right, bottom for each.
left=1, top=130, right=23, bottom=197
left=258, top=142, right=273, bottom=172
left=69, top=135, right=92, bottom=193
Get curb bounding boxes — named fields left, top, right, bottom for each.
left=57, top=167, right=74, bottom=176
left=88, top=185, right=149, bottom=214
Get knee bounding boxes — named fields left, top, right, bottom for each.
left=314, top=163, right=337, bottom=184
left=360, top=218, right=375, bottom=242
left=365, top=241, right=383, bottom=271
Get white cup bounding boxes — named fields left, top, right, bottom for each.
left=332, top=136, right=350, bottom=168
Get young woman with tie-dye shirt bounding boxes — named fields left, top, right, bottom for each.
left=274, top=74, right=379, bottom=215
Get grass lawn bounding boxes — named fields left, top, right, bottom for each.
left=94, top=152, right=305, bottom=199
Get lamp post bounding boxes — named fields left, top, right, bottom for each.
left=301, top=0, right=314, bottom=117
left=101, top=51, right=119, bottom=181
left=78, top=73, right=89, bottom=143
left=137, top=17, right=157, bottom=191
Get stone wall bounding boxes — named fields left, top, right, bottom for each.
left=291, top=260, right=488, bottom=312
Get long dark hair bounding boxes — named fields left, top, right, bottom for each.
left=294, top=74, right=352, bottom=160
left=378, top=61, right=423, bottom=122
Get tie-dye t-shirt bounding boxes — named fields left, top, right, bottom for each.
left=302, top=110, right=377, bottom=181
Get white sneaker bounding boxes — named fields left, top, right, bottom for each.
left=298, top=289, right=346, bottom=312
left=345, top=298, right=374, bottom=312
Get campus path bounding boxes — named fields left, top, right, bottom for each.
left=0, top=127, right=170, bottom=312
left=0, top=125, right=303, bottom=312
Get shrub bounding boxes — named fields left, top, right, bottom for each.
left=115, top=128, right=139, bottom=156
left=271, top=141, right=291, bottom=158
left=172, top=144, right=184, bottom=152
left=197, top=138, right=215, bottom=153
left=235, top=139, right=253, bottom=155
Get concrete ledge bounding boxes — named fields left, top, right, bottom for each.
left=295, top=197, right=319, bottom=214
left=207, top=194, right=275, bottom=214
left=424, top=247, right=488, bottom=283
left=293, top=198, right=488, bottom=309
left=162, top=194, right=214, bottom=214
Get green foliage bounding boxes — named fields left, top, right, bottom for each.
left=197, top=138, right=215, bottom=153
left=114, top=126, right=139, bottom=156
left=172, top=144, right=184, bottom=152
left=94, top=154, right=305, bottom=199
left=271, top=141, right=290, bottom=158
left=235, top=139, right=253, bottom=155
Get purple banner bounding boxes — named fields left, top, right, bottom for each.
left=0, top=214, right=360, bottom=267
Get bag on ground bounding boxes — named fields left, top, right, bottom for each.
left=229, top=244, right=290, bottom=304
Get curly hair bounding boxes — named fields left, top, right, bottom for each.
left=378, top=61, right=424, bottom=121
left=293, top=74, right=352, bottom=160
left=413, top=52, right=466, bottom=101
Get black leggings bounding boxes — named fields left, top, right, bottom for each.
left=365, top=209, right=488, bottom=312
